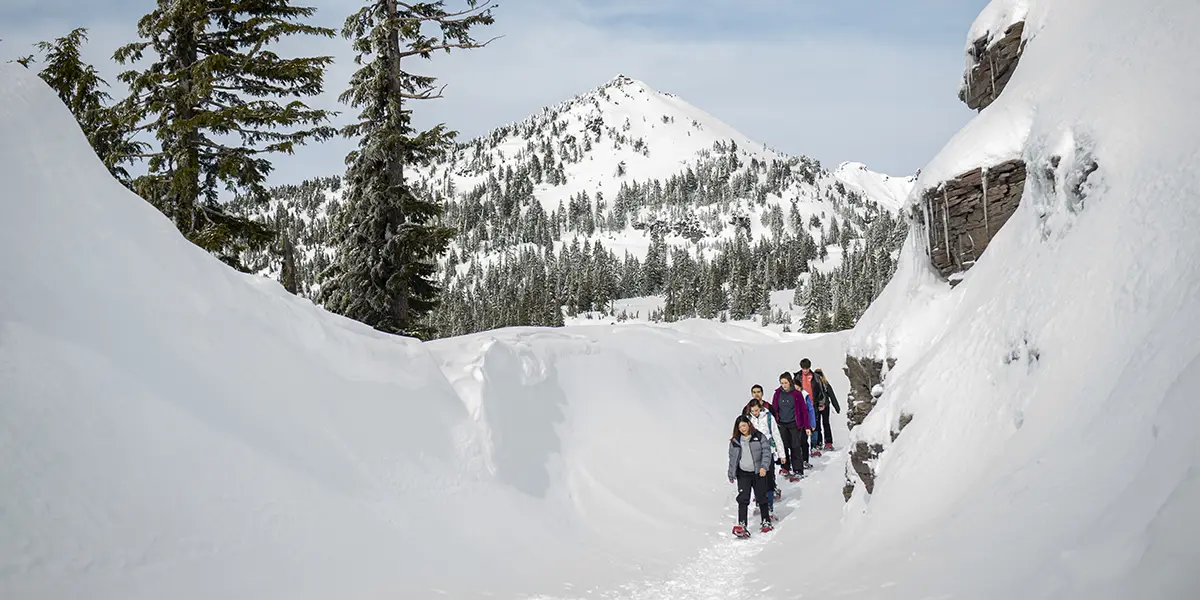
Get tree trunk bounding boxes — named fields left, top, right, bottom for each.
left=175, top=5, right=201, bottom=236
left=280, top=230, right=298, bottom=294
left=382, top=0, right=410, bottom=328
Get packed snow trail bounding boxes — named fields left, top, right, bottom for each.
left=523, top=447, right=849, bottom=600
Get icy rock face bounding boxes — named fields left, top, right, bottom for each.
left=844, top=356, right=894, bottom=431
left=841, top=356, right=895, bottom=501
left=960, top=21, right=1027, bottom=111
left=914, top=158, right=1028, bottom=282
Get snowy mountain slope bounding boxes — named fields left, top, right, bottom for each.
left=425, top=74, right=788, bottom=214
left=242, top=75, right=911, bottom=336
left=813, top=0, right=1200, bottom=597
left=0, top=62, right=854, bottom=599
left=832, top=161, right=916, bottom=214
left=419, top=74, right=908, bottom=265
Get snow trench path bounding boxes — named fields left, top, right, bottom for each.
left=525, top=448, right=844, bottom=600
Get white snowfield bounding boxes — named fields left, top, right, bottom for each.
left=0, top=61, right=847, bottom=599
left=3, top=0, right=1200, bottom=599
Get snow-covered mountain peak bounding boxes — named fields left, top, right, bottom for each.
left=243, top=73, right=912, bottom=335
left=424, top=74, right=794, bottom=213
left=832, top=161, right=916, bottom=214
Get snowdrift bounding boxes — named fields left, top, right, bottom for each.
left=0, top=63, right=849, bottom=599
left=827, top=0, right=1200, bottom=598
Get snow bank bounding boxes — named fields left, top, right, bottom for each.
left=832, top=0, right=1200, bottom=597
left=0, top=62, right=849, bottom=599
left=901, top=96, right=1032, bottom=211
left=967, top=0, right=1030, bottom=49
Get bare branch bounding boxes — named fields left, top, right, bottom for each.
left=400, top=84, right=447, bottom=100
left=395, top=0, right=495, bottom=23
left=397, top=34, right=503, bottom=58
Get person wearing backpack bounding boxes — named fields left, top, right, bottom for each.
left=727, top=415, right=774, bottom=537
left=744, top=395, right=784, bottom=520
left=771, top=372, right=812, bottom=480
left=797, top=359, right=827, bottom=456
left=813, top=367, right=841, bottom=450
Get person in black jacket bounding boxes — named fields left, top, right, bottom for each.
left=809, top=365, right=841, bottom=450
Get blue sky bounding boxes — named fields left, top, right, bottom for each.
left=2, top=0, right=991, bottom=184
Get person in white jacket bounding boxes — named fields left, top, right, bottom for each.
left=744, top=390, right=786, bottom=519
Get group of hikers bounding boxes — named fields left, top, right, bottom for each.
left=726, top=358, right=841, bottom=538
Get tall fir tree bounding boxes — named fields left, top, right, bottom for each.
left=114, top=0, right=337, bottom=269
left=320, top=0, right=495, bottom=338
left=30, top=28, right=146, bottom=186
left=833, top=302, right=855, bottom=331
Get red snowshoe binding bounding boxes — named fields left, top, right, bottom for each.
left=760, top=519, right=774, bottom=533
left=732, top=524, right=751, bottom=538
left=810, top=448, right=822, bottom=457
left=823, top=443, right=834, bottom=451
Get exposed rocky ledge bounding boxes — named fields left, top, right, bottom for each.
left=847, top=441, right=885, bottom=499
left=960, top=21, right=1027, bottom=111
left=914, top=158, right=1027, bottom=282
left=844, top=355, right=895, bottom=430
left=842, top=355, right=897, bottom=501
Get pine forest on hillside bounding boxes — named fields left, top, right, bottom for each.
left=237, top=152, right=907, bottom=338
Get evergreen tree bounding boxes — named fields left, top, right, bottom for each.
left=319, top=0, right=495, bottom=338
left=115, top=0, right=337, bottom=268
left=816, top=310, right=833, bottom=333
left=801, top=280, right=820, bottom=332
left=31, top=28, right=145, bottom=185
left=642, top=229, right=667, bottom=295
left=833, top=302, right=855, bottom=331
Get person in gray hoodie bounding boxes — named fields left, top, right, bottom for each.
left=727, top=415, right=774, bottom=535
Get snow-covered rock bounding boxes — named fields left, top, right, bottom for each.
left=960, top=0, right=1033, bottom=110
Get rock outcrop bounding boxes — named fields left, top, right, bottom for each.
left=843, top=355, right=896, bottom=501
left=844, top=355, right=895, bottom=430
left=847, top=441, right=885, bottom=499
left=914, top=159, right=1027, bottom=282
left=959, top=21, right=1027, bottom=111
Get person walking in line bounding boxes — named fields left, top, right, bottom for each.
left=727, top=415, right=774, bottom=537
left=813, top=367, right=840, bottom=450
left=748, top=384, right=784, bottom=505
left=797, top=358, right=826, bottom=457
left=771, top=373, right=811, bottom=480
left=744, top=396, right=784, bottom=519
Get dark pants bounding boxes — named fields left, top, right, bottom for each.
left=751, top=462, right=777, bottom=510
left=735, top=468, right=770, bottom=524
left=779, top=421, right=805, bottom=476
left=813, top=405, right=833, bottom=447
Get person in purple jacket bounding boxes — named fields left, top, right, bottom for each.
left=771, top=372, right=812, bottom=479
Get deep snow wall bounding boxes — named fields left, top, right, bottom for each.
left=0, top=63, right=849, bottom=599
left=830, top=0, right=1200, bottom=598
